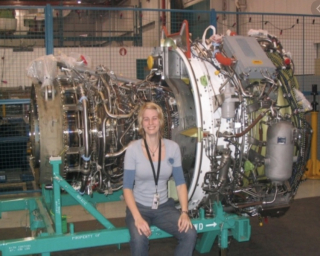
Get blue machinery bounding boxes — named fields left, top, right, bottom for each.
left=0, top=157, right=251, bottom=255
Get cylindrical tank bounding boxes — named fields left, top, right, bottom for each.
left=221, top=99, right=236, bottom=119
left=265, top=120, right=294, bottom=182
left=221, top=84, right=238, bottom=119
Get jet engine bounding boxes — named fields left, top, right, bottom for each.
left=28, top=21, right=311, bottom=219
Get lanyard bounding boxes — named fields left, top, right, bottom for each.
left=144, top=138, right=161, bottom=192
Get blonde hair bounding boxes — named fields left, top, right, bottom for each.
left=138, top=102, right=164, bottom=139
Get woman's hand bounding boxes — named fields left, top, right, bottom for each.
left=135, top=217, right=151, bottom=237
left=178, top=213, right=193, bottom=233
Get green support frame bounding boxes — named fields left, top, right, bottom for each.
left=0, top=157, right=251, bottom=256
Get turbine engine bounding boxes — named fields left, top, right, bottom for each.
left=28, top=21, right=311, bottom=219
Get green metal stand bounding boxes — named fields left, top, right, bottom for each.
left=0, top=156, right=251, bottom=256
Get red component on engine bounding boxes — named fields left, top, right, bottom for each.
left=284, top=58, right=291, bottom=65
left=80, top=55, right=88, bottom=65
left=215, top=52, right=234, bottom=66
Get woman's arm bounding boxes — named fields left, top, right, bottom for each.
left=123, top=188, right=151, bottom=237
left=176, top=184, right=193, bottom=233
left=176, top=183, right=188, bottom=212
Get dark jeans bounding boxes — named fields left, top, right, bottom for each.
left=125, top=198, right=197, bottom=256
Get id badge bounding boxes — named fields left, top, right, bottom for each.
left=151, top=193, right=160, bottom=209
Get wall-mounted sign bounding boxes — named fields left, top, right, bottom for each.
left=119, top=47, right=127, bottom=56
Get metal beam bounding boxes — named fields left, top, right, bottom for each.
left=0, top=204, right=250, bottom=255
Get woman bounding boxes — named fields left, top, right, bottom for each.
left=123, top=102, right=197, bottom=256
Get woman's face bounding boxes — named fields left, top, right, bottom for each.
left=142, top=108, right=160, bottom=137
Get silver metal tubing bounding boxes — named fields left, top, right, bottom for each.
left=79, top=85, right=90, bottom=159
left=263, top=186, right=278, bottom=204
left=99, top=91, right=139, bottom=119
left=100, top=76, right=112, bottom=111
left=105, top=146, right=128, bottom=158
left=102, top=117, right=107, bottom=171
left=110, top=74, right=142, bottom=84
left=120, top=117, right=137, bottom=147
left=233, top=73, right=252, bottom=98
left=92, top=168, right=102, bottom=189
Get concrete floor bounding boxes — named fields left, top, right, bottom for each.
left=295, top=179, right=320, bottom=199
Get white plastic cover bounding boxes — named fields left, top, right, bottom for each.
left=26, top=54, right=57, bottom=87
left=26, top=52, right=92, bottom=88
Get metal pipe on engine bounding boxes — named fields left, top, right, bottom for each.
left=99, top=75, right=112, bottom=111
left=218, top=109, right=269, bottom=139
left=120, top=118, right=137, bottom=147
left=79, top=85, right=90, bottom=161
left=231, top=201, right=263, bottom=209
left=78, top=84, right=91, bottom=193
left=263, top=186, right=278, bottom=204
left=102, top=117, right=107, bottom=172
left=109, top=74, right=142, bottom=84
left=98, top=91, right=139, bottom=119
left=234, top=110, right=269, bottom=138
left=217, top=148, right=231, bottom=188
left=105, top=146, right=128, bottom=158
left=232, top=72, right=251, bottom=97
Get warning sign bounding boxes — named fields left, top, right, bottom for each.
left=119, top=48, right=127, bottom=56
